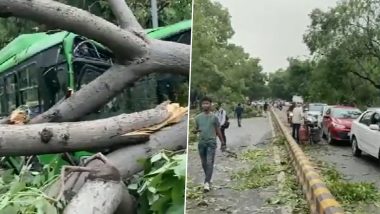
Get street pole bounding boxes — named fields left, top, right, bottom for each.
left=151, top=0, right=159, bottom=28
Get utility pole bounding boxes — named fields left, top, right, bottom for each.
left=151, top=0, right=159, bottom=28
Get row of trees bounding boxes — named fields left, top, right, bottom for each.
left=190, top=0, right=269, bottom=106
left=268, top=0, right=380, bottom=108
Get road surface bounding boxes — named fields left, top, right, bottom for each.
left=275, top=108, right=380, bottom=188
left=186, top=117, right=284, bottom=214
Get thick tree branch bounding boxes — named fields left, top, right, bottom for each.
left=31, top=40, right=190, bottom=123
left=0, top=103, right=172, bottom=156
left=44, top=116, right=187, bottom=201
left=0, top=0, right=147, bottom=60
left=107, top=0, right=144, bottom=32
left=62, top=155, right=124, bottom=214
left=350, top=59, right=380, bottom=89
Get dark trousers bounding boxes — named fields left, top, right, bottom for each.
left=220, top=127, right=227, bottom=148
left=198, top=143, right=216, bottom=183
left=237, top=115, right=242, bottom=127
left=292, top=123, right=301, bottom=143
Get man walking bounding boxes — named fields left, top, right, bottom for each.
left=263, top=102, right=269, bottom=117
left=215, top=103, right=228, bottom=151
left=235, top=103, right=244, bottom=127
left=194, top=97, right=225, bottom=192
left=292, top=103, right=304, bottom=143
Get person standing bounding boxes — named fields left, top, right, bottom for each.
left=235, top=103, right=244, bottom=127
left=292, top=103, right=304, bottom=143
left=263, top=102, right=269, bottom=117
left=215, top=103, right=228, bottom=151
left=194, top=97, right=225, bottom=192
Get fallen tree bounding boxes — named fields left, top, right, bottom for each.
left=44, top=116, right=188, bottom=213
left=0, top=0, right=190, bottom=212
left=0, top=103, right=173, bottom=156
left=0, top=0, right=190, bottom=124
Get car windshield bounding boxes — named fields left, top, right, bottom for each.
left=309, top=105, right=324, bottom=112
left=331, top=108, right=362, bottom=119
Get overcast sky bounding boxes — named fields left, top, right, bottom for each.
left=214, top=0, right=340, bottom=73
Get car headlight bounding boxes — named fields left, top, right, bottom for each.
left=332, top=123, right=345, bottom=129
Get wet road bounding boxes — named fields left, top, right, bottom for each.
left=275, top=108, right=380, bottom=188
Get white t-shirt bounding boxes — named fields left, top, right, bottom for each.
left=215, top=108, right=226, bottom=126
left=292, top=106, right=304, bottom=124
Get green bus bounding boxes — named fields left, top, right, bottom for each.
left=0, top=20, right=191, bottom=173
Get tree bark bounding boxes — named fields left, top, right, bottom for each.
left=44, top=116, right=187, bottom=203
left=107, top=0, right=144, bottom=32
left=0, top=103, right=171, bottom=156
left=63, top=180, right=124, bottom=214
left=0, top=0, right=147, bottom=60
left=30, top=41, right=190, bottom=123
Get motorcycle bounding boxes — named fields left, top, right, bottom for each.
left=304, top=115, right=321, bottom=144
left=287, top=111, right=293, bottom=125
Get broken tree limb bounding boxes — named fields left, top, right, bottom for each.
left=0, top=103, right=174, bottom=156
left=0, top=0, right=190, bottom=124
left=0, top=0, right=147, bottom=60
left=107, top=0, right=144, bottom=32
left=62, top=154, right=124, bottom=214
left=44, top=116, right=188, bottom=206
left=30, top=40, right=190, bottom=123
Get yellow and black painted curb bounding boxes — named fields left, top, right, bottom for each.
left=270, top=109, right=344, bottom=214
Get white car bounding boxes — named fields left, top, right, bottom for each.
left=350, top=108, right=380, bottom=159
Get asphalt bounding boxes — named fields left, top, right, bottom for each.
left=275, top=108, right=380, bottom=189
left=186, top=117, right=285, bottom=214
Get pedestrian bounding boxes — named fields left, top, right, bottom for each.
left=263, top=102, right=269, bottom=117
left=193, top=96, right=225, bottom=192
left=215, top=103, right=229, bottom=151
left=235, top=103, right=244, bottom=127
left=292, top=103, right=304, bottom=143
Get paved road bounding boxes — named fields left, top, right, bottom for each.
left=186, top=117, right=282, bottom=214
left=275, top=108, right=380, bottom=188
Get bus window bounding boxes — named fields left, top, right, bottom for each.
left=76, top=66, right=103, bottom=90
left=43, top=67, right=63, bottom=109
left=5, top=74, right=18, bottom=112
left=18, top=66, right=39, bottom=110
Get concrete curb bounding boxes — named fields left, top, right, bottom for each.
left=270, top=108, right=344, bottom=214
left=268, top=112, right=293, bottom=214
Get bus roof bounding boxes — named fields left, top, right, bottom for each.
left=0, top=19, right=191, bottom=73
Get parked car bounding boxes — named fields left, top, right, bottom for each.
left=350, top=108, right=380, bottom=158
left=321, top=106, right=362, bottom=144
left=305, top=103, right=327, bottom=122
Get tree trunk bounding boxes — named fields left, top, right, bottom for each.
left=0, top=103, right=171, bottom=156
left=44, top=117, right=187, bottom=205
left=64, top=180, right=124, bottom=214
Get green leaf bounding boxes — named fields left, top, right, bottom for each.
left=171, top=179, right=184, bottom=204
left=9, top=181, right=25, bottom=194
left=166, top=203, right=184, bottom=214
left=35, top=198, right=58, bottom=214
left=151, top=153, right=162, bottom=163
left=1, top=170, right=14, bottom=184
left=0, top=205, right=19, bottom=214
left=172, top=159, right=186, bottom=178
left=128, top=183, right=138, bottom=190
